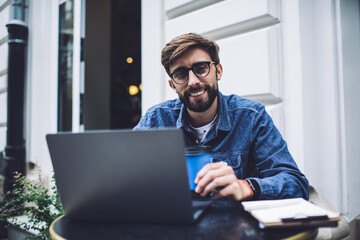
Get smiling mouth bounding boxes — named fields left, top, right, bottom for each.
left=190, top=90, right=205, bottom=97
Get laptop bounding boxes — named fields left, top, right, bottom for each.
left=46, top=128, right=211, bottom=224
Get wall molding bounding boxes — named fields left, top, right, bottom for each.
left=333, top=0, right=348, bottom=216
left=202, top=14, right=280, bottom=41
left=0, top=36, right=8, bottom=46
left=0, top=0, right=11, bottom=13
left=166, top=0, right=223, bottom=20
left=241, top=93, right=283, bottom=107
left=0, top=87, right=7, bottom=94
left=0, top=69, right=7, bottom=77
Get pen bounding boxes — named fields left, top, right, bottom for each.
left=281, top=215, right=329, bottom=222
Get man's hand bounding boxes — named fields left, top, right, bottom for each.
left=194, top=162, right=253, bottom=201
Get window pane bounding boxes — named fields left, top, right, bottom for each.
left=58, top=0, right=74, bottom=131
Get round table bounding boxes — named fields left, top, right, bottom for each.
left=50, top=199, right=318, bottom=240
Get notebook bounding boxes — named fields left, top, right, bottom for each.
left=242, top=198, right=341, bottom=229
left=46, top=128, right=211, bottom=224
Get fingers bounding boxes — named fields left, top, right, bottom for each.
left=194, top=161, right=228, bottom=184
left=199, top=174, right=236, bottom=197
left=193, top=161, right=253, bottom=201
left=194, top=162, right=234, bottom=195
left=212, top=180, right=253, bottom=201
left=211, top=180, right=243, bottom=200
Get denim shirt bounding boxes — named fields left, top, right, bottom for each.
left=134, top=92, right=309, bottom=200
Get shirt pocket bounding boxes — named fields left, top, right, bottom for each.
left=212, top=152, right=246, bottom=179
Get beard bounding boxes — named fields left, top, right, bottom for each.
left=178, top=83, right=218, bottom=112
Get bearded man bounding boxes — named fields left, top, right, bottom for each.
left=134, top=33, right=309, bottom=201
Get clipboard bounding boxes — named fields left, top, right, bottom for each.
left=241, top=198, right=341, bottom=229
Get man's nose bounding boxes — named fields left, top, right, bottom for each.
left=187, top=70, right=200, bottom=87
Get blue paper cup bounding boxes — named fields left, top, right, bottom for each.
left=185, top=146, right=213, bottom=190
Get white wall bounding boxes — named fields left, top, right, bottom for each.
left=299, top=0, right=360, bottom=221
left=25, top=0, right=59, bottom=178
left=300, top=0, right=343, bottom=212
left=0, top=1, right=10, bottom=152
left=338, top=0, right=360, bottom=221
left=141, top=0, right=165, bottom=115
left=280, top=0, right=305, bottom=172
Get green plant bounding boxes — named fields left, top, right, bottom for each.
left=0, top=171, right=64, bottom=239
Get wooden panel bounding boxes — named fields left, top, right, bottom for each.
left=217, top=30, right=270, bottom=96
left=165, top=0, right=275, bottom=42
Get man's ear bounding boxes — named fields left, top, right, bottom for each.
left=216, top=63, right=223, bottom=81
left=168, top=79, right=176, bottom=91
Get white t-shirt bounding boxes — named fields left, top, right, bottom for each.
left=190, top=114, right=218, bottom=144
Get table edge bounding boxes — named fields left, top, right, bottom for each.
left=49, top=215, right=67, bottom=240
left=282, top=228, right=318, bottom=240
left=49, top=215, right=318, bottom=240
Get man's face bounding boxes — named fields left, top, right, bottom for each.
left=168, top=48, right=222, bottom=113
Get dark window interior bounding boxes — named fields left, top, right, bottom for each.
left=110, top=0, right=142, bottom=129
left=58, top=0, right=74, bottom=131
left=58, top=0, right=141, bottom=131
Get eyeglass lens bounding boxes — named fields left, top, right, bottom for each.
left=172, top=62, right=211, bottom=84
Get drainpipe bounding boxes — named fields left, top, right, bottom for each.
left=2, top=0, right=28, bottom=193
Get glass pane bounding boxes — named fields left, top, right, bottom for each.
left=58, top=0, right=74, bottom=131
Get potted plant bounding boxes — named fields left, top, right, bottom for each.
left=0, top=168, right=64, bottom=240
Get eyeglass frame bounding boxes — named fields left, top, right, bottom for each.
left=169, top=61, right=217, bottom=85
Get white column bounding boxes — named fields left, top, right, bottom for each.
left=26, top=0, right=59, bottom=176
left=141, top=0, right=165, bottom=115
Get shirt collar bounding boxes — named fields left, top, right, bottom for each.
left=216, top=91, right=232, bottom=131
left=176, top=91, right=232, bottom=132
left=176, top=104, right=186, bottom=129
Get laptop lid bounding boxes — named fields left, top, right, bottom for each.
left=46, top=128, right=210, bottom=224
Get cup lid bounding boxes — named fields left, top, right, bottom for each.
left=185, top=145, right=212, bottom=155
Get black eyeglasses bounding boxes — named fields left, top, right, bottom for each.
left=169, top=61, right=216, bottom=85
